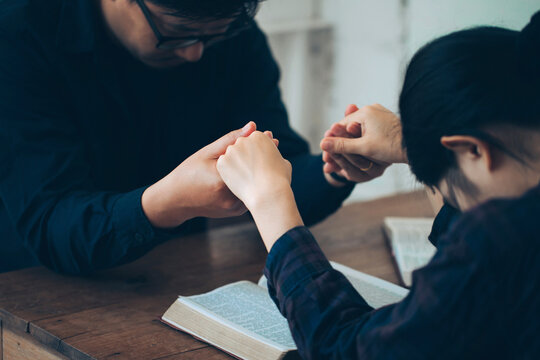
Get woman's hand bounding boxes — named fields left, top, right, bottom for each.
left=217, top=131, right=304, bottom=251
left=217, top=131, right=291, bottom=210
left=321, top=104, right=407, bottom=183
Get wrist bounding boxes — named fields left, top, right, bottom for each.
left=246, top=180, right=292, bottom=213
left=142, top=181, right=190, bottom=229
left=249, top=187, right=304, bottom=251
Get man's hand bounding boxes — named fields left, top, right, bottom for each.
left=321, top=104, right=407, bottom=183
left=141, top=122, right=257, bottom=229
left=322, top=104, right=365, bottom=186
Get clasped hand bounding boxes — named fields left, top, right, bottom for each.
left=142, top=104, right=406, bottom=232
left=217, top=104, right=407, bottom=214
left=215, top=106, right=407, bottom=250
left=141, top=122, right=283, bottom=229
left=320, top=103, right=407, bottom=183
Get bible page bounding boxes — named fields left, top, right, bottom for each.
left=181, top=281, right=296, bottom=352
left=258, top=261, right=408, bottom=309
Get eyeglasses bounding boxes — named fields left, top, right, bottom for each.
left=135, top=0, right=252, bottom=50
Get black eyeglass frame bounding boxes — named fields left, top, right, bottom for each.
left=135, top=0, right=253, bottom=50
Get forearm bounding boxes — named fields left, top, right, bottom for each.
left=18, top=187, right=170, bottom=274
left=247, top=154, right=353, bottom=241
left=263, top=227, right=376, bottom=359
left=264, top=224, right=478, bottom=359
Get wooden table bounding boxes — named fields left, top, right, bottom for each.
left=0, top=191, right=434, bottom=360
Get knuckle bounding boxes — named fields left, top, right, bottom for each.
left=228, top=144, right=238, bottom=154
left=358, top=105, right=370, bottom=113
left=336, top=140, right=346, bottom=153
left=253, top=131, right=265, bottom=140
left=364, top=105, right=375, bottom=114
left=360, top=140, right=373, bottom=156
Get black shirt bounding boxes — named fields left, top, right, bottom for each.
left=0, top=0, right=352, bottom=274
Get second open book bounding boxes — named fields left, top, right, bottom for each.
left=383, top=217, right=437, bottom=287
left=162, top=262, right=409, bottom=360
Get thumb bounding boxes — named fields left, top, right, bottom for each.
left=320, top=136, right=362, bottom=154
left=205, top=122, right=256, bottom=157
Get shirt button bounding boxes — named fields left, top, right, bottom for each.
left=134, top=233, right=145, bottom=245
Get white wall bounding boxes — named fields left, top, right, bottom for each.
left=318, top=0, right=416, bottom=202
left=257, top=0, right=333, bottom=150
left=257, top=0, right=540, bottom=203
left=406, top=0, right=540, bottom=58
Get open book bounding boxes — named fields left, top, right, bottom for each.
left=161, top=262, right=408, bottom=360
left=383, top=217, right=437, bottom=287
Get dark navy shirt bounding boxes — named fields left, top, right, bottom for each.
left=265, top=184, right=540, bottom=359
left=0, top=0, right=352, bottom=274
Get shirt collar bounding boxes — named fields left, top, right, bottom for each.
left=429, top=181, right=540, bottom=246
left=428, top=203, right=461, bottom=247
left=54, top=0, right=98, bottom=53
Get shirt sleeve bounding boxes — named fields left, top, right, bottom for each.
left=225, top=23, right=354, bottom=226
left=264, top=222, right=495, bottom=360
left=0, top=29, right=174, bottom=274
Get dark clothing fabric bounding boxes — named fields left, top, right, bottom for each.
left=265, top=184, right=540, bottom=359
left=427, top=202, right=461, bottom=246
left=0, top=0, right=353, bottom=274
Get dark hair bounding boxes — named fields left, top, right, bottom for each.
left=144, top=0, right=263, bottom=20
left=399, top=11, right=540, bottom=191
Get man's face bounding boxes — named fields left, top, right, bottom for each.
left=100, top=0, right=236, bottom=68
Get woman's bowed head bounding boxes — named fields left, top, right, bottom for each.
left=321, top=12, right=540, bottom=213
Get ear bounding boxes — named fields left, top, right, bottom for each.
left=440, top=135, right=494, bottom=171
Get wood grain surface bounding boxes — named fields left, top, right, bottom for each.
left=0, top=191, right=434, bottom=359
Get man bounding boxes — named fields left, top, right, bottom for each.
left=0, top=0, right=356, bottom=274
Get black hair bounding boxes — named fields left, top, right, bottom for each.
left=399, top=11, right=540, bottom=191
left=144, top=0, right=263, bottom=20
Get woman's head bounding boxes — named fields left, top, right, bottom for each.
left=399, top=11, right=540, bottom=210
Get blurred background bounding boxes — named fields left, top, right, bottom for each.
left=255, top=0, right=539, bottom=203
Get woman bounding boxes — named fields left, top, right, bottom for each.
left=216, top=12, right=540, bottom=360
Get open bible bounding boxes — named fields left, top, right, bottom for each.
left=383, top=217, right=437, bottom=287
left=161, top=262, right=408, bottom=360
